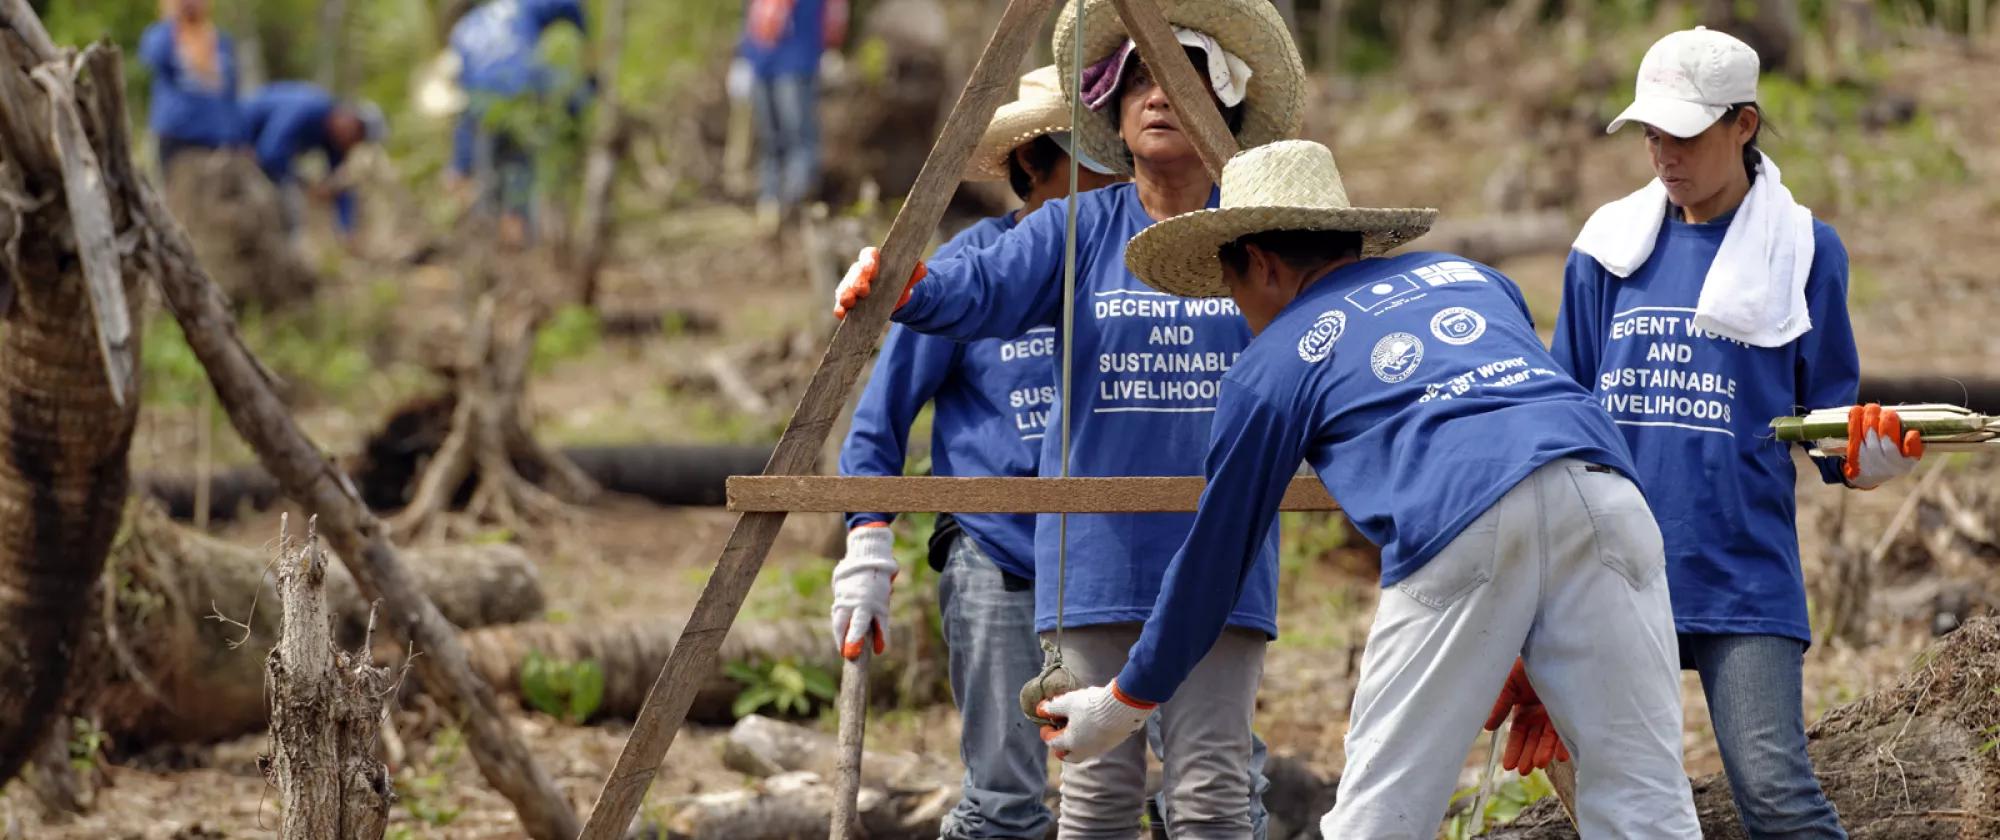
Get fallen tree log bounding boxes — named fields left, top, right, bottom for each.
left=654, top=770, right=959, bottom=840
left=458, top=616, right=943, bottom=725
left=1489, top=616, right=2000, bottom=839
left=94, top=505, right=543, bottom=745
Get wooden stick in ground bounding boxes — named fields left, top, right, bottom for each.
left=830, top=649, right=871, bottom=840
left=1107, top=0, right=1240, bottom=179
left=117, top=96, right=583, bottom=840
left=1545, top=758, right=1579, bottom=829
left=576, top=0, right=1061, bottom=834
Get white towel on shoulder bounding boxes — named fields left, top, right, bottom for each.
left=1572, top=151, right=1816, bottom=348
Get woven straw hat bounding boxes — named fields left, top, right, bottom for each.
left=968, top=66, right=1075, bottom=181
left=1125, top=140, right=1438, bottom=298
left=1053, top=0, right=1305, bottom=176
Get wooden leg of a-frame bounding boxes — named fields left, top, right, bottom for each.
left=574, top=1, right=1066, bottom=835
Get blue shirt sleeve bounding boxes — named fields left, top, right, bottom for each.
left=530, top=0, right=587, bottom=33
left=1792, top=225, right=1860, bottom=485
left=251, top=109, right=304, bottom=182
left=139, top=24, right=176, bottom=79
left=451, top=112, right=477, bottom=176
left=837, top=326, right=960, bottom=528
left=893, top=201, right=1067, bottom=341
left=1548, top=250, right=1606, bottom=387
left=1115, top=378, right=1302, bottom=703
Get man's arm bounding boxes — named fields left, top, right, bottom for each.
left=138, top=24, right=176, bottom=78
left=1115, top=379, right=1303, bottom=703
left=838, top=325, right=959, bottom=528
left=892, top=201, right=1069, bottom=342
left=1548, top=249, right=1606, bottom=387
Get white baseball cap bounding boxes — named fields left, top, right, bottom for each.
left=1607, top=26, right=1760, bottom=138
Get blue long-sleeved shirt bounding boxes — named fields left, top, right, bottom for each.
left=450, top=0, right=586, bottom=95
left=139, top=21, right=241, bottom=148
left=1115, top=252, right=1636, bottom=703
left=737, top=0, right=830, bottom=79
left=839, top=214, right=1049, bottom=579
left=1549, top=209, right=1858, bottom=644
left=895, top=183, right=1279, bottom=636
left=238, top=82, right=356, bottom=233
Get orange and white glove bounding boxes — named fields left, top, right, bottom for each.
left=1036, top=682, right=1156, bottom=763
left=1484, top=658, right=1569, bottom=773
left=833, top=246, right=926, bottom=320
left=829, top=524, right=896, bottom=660
left=1845, top=403, right=1924, bottom=489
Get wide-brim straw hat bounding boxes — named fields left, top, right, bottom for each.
left=1053, top=0, right=1305, bottom=176
left=1125, top=140, right=1438, bottom=298
left=968, top=66, right=1073, bottom=181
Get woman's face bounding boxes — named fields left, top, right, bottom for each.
left=173, top=0, right=211, bottom=22
left=1644, top=109, right=1756, bottom=211
left=1116, top=49, right=1225, bottom=172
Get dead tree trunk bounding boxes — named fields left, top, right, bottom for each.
left=1490, top=616, right=2000, bottom=839
left=262, top=516, right=393, bottom=840
left=0, top=28, right=143, bottom=787
left=570, top=0, right=628, bottom=307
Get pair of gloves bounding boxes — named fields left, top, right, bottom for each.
left=831, top=522, right=1156, bottom=762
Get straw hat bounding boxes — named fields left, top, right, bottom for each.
left=1124, top=140, right=1437, bottom=299
left=969, top=66, right=1082, bottom=181
left=1053, top=0, right=1305, bottom=176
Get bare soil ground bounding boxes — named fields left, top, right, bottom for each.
left=7, top=29, right=1997, bottom=840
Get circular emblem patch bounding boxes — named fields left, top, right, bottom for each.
left=1429, top=307, right=1487, bottom=346
left=1297, top=310, right=1346, bottom=363
left=1371, top=332, right=1425, bottom=383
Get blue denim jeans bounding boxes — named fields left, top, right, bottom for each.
left=939, top=535, right=1053, bottom=839
left=938, top=535, right=1271, bottom=839
left=1682, top=634, right=1846, bottom=839
left=749, top=72, right=820, bottom=207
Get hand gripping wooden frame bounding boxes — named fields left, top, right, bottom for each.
left=575, top=1, right=1334, bottom=835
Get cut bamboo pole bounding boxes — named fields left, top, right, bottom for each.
left=728, top=475, right=1341, bottom=513
left=575, top=1, right=1065, bottom=835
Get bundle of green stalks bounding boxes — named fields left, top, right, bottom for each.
left=1771, top=404, right=1999, bottom=454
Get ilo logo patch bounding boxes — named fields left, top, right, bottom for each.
left=1429, top=307, right=1487, bottom=346
left=1297, top=310, right=1346, bottom=363
left=1344, top=274, right=1425, bottom=314
left=1371, top=332, right=1425, bottom=383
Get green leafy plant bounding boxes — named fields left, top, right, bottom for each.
left=725, top=658, right=837, bottom=719
left=1443, top=769, right=1557, bottom=839
left=396, top=725, right=465, bottom=827
left=533, top=303, right=604, bottom=372
left=520, top=651, right=606, bottom=724
left=67, top=716, right=107, bottom=773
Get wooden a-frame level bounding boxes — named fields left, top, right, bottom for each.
left=577, top=1, right=1337, bottom=835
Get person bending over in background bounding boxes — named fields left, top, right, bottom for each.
left=1538, top=27, right=1923, bottom=840
left=238, top=81, right=386, bottom=249
left=140, top=0, right=241, bottom=172
left=831, top=66, right=1119, bottom=840
left=1042, top=139, right=1702, bottom=839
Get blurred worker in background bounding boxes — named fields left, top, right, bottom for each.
left=140, top=0, right=241, bottom=172
left=737, top=0, right=848, bottom=230
left=238, top=81, right=387, bottom=249
left=446, top=0, right=590, bottom=248
left=832, top=67, right=1119, bottom=840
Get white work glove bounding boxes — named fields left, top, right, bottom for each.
left=1036, top=681, right=1157, bottom=763
left=833, top=246, right=926, bottom=320
left=829, top=525, right=897, bottom=659
left=1844, top=403, right=1924, bottom=489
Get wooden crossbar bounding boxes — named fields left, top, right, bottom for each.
left=728, top=475, right=1341, bottom=513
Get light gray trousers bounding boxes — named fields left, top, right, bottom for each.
left=1323, top=459, right=1700, bottom=839
left=1046, top=624, right=1266, bottom=840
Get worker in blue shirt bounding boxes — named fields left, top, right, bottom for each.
left=139, top=0, right=241, bottom=169
left=238, top=82, right=386, bottom=245
left=1033, top=140, right=1704, bottom=839
left=447, top=0, right=588, bottom=247
left=832, top=2, right=1304, bottom=834
left=831, top=67, right=1120, bottom=840
left=1548, top=29, right=1922, bottom=839
left=736, top=0, right=846, bottom=228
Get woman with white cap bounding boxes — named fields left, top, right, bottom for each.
left=1534, top=26, right=1924, bottom=838
left=832, top=0, right=1304, bottom=834
left=830, top=65, right=1118, bottom=840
